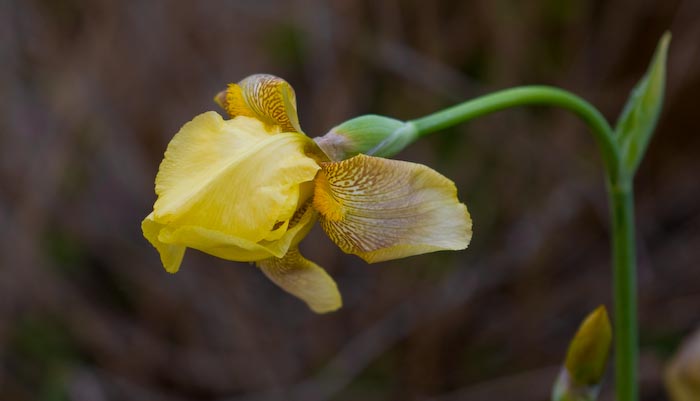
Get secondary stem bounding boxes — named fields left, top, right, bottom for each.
left=407, top=86, right=638, bottom=401
left=409, top=86, right=620, bottom=182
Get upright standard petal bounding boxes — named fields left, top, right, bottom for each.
left=215, top=74, right=302, bottom=133
left=257, top=248, right=342, bottom=313
left=312, top=154, right=472, bottom=263
left=149, top=111, right=319, bottom=263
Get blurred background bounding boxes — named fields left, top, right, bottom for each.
left=2, top=0, right=699, bottom=400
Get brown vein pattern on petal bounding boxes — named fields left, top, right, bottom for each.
left=220, top=74, right=302, bottom=133
left=312, top=154, right=472, bottom=263
left=257, top=248, right=342, bottom=313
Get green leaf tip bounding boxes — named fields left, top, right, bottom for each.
left=614, top=31, right=671, bottom=177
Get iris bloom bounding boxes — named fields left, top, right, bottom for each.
left=142, top=74, right=472, bottom=313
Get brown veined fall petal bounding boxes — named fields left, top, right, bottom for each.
left=312, top=154, right=472, bottom=263
left=256, top=247, right=342, bottom=314
left=215, top=74, right=302, bottom=133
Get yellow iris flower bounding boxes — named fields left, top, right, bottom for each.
left=142, top=74, right=472, bottom=313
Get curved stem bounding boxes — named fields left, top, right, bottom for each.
left=409, top=86, right=620, bottom=182
left=407, top=86, right=638, bottom=401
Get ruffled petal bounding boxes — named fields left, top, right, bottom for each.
left=257, top=247, right=342, bottom=313
left=142, top=212, right=185, bottom=273
left=158, top=203, right=318, bottom=262
left=312, top=154, right=472, bottom=263
left=215, top=74, right=302, bottom=133
left=152, top=111, right=319, bottom=261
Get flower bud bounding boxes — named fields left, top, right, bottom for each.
left=552, top=306, right=612, bottom=401
left=314, top=115, right=418, bottom=161
left=665, top=328, right=700, bottom=401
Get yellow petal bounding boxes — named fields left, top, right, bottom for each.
left=142, top=212, right=185, bottom=273
left=216, top=74, right=302, bottom=133
left=257, top=247, right=342, bottom=313
left=312, top=154, right=472, bottom=263
left=152, top=111, right=319, bottom=261
left=158, top=203, right=317, bottom=262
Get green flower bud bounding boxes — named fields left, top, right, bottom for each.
left=552, top=306, right=612, bottom=401
left=314, top=115, right=418, bottom=161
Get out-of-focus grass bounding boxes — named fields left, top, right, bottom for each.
left=9, top=317, right=79, bottom=401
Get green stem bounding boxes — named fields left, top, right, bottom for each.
left=407, top=86, right=638, bottom=401
left=409, top=86, right=620, bottom=182
left=609, top=180, right=638, bottom=401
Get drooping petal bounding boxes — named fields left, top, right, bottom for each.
left=142, top=212, right=185, bottom=273
left=158, top=202, right=318, bottom=262
left=215, top=74, right=302, bottom=133
left=312, top=154, right=472, bottom=263
left=152, top=111, right=319, bottom=261
left=257, top=247, right=342, bottom=313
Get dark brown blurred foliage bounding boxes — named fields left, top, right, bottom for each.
left=1, top=1, right=699, bottom=400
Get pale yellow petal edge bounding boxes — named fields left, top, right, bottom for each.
left=257, top=248, right=342, bottom=313
left=142, top=212, right=186, bottom=273
left=314, top=154, right=472, bottom=263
